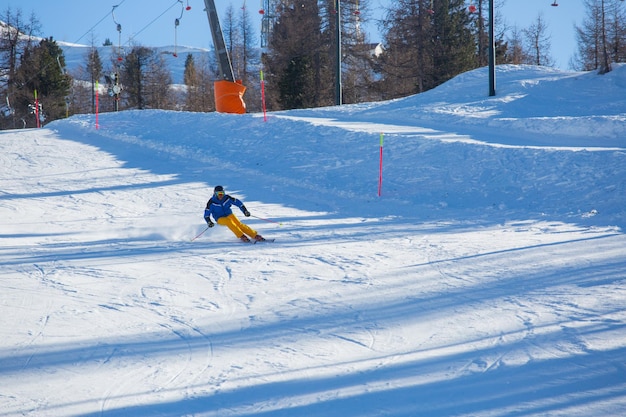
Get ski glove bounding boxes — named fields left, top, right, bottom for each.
left=207, top=220, right=215, bottom=228
left=242, top=206, right=250, bottom=217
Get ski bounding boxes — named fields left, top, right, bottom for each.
left=254, top=238, right=275, bottom=244
left=238, top=238, right=275, bottom=244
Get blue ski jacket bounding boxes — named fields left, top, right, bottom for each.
left=204, top=194, right=247, bottom=223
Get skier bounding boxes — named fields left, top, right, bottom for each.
left=204, top=185, right=266, bottom=242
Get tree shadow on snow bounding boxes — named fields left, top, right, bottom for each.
left=1, top=232, right=625, bottom=416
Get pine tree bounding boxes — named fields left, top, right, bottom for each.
left=260, top=0, right=377, bottom=107
left=86, top=48, right=103, bottom=113
left=431, top=0, right=476, bottom=87
left=184, top=53, right=197, bottom=86
left=264, top=0, right=332, bottom=110
left=0, top=6, right=41, bottom=129
left=379, top=0, right=478, bottom=99
left=184, top=53, right=215, bottom=112
left=13, top=37, right=71, bottom=126
left=379, top=0, right=434, bottom=97
left=121, top=46, right=173, bottom=110
left=122, top=46, right=149, bottom=109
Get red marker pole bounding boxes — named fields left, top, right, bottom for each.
left=260, top=70, right=267, bottom=122
left=95, top=81, right=100, bottom=130
left=378, top=133, right=384, bottom=197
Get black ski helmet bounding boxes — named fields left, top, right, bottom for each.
left=214, top=185, right=224, bottom=193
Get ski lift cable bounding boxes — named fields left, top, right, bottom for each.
left=123, top=1, right=182, bottom=47
left=71, top=0, right=128, bottom=45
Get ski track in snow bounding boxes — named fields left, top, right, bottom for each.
left=1, top=65, right=626, bottom=416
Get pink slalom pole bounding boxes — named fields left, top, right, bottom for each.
left=95, top=81, right=100, bottom=130
left=34, top=90, right=40, bottom=128
left=378, top=133, right=384, bottom=196
left=260, top=70, right=267, bottom=122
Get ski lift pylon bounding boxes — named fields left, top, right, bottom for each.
left=111, top=5, right=123, bottom=62
left=173, top=0, right=185, bottom=57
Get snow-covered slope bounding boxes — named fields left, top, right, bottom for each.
left=1, top=65, right=625, bottom=417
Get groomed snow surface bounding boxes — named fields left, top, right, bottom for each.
left=1, top=64, right=625, bottom=416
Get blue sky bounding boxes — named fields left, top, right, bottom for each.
left=5, top=0, right=587, bottom=69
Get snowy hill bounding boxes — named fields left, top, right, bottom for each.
left=60, top=42, right=213, bottom=85
left=1, top=65, right=625, bottom=416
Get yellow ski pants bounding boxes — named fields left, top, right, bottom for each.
left=217, top=214, right=258, bottom=239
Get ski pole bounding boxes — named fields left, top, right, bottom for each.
left=250, top=214, right=282, bottom=226
left=191, top=226, right=209, bottom=241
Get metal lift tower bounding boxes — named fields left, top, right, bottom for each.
left=260, top=0, right=277, bottom=48
left=202, top=0, right=247, bottom=113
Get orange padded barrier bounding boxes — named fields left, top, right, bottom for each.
left=214, top=80, right=247, bottom=114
